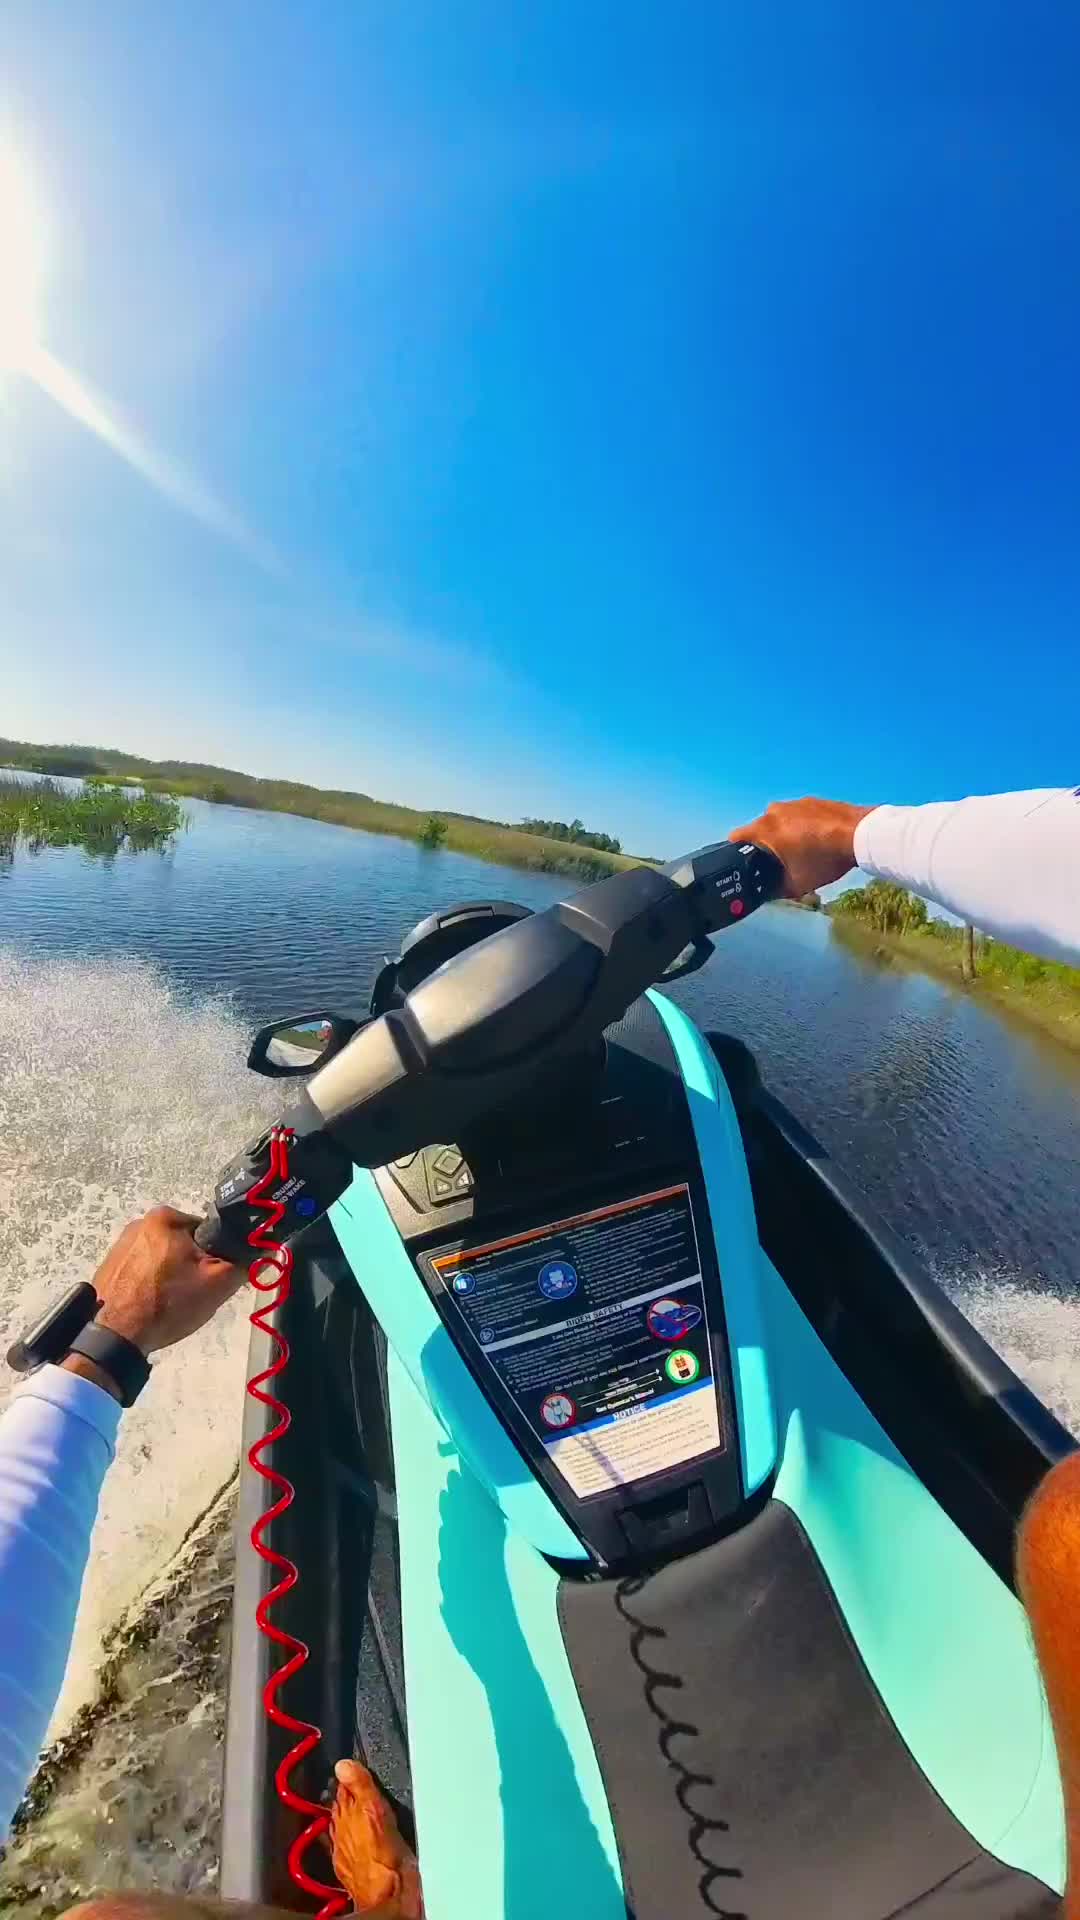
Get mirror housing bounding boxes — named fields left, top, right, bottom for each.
left=247, top=1013, right=361, bottom=1078
left=658, top=936, right=716, bottom=984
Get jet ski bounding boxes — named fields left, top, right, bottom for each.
left=201, top=842, right=1074, bottom=1919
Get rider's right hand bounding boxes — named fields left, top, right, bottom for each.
left=727, top=797, right=875, bottom=899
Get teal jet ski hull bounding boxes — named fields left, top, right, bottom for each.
left=221, top=992, right=1073, bottom=1918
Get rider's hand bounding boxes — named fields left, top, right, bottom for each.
left=727, top=797, right=876, bottom=899
left=81, top=1206, right=243, bottom=1358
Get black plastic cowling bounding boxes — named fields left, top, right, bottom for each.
left=194, top=842, right=782, bottom=1260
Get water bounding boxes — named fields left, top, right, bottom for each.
left=0, top=1489, right=235, bottom=1917
left=0, top=788, right=568, bottom=1021
left=1, top=788, right=1078, bottom=1902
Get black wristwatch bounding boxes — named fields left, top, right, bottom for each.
left=6, top=1281, right=151, bottom=1407
left=66, top=1323, right=151, bottom=1408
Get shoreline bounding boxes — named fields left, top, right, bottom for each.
left=829, top=919, right=1080, bottom=1058
left=0, top=741, right=646, bottom=884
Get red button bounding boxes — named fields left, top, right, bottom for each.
left=730, top=897, right=745, bottom=917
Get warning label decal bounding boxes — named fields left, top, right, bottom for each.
left=431, top=1185, right=723, bottom=1501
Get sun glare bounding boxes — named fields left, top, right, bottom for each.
left=0, top=136, right=45, bottom=368
left=0, top=127, right=277, bottom=567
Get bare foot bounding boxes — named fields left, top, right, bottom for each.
left=1018, top=1452, right=1080, bottom=1917
left=330, top=1759, right=423, bottom=1918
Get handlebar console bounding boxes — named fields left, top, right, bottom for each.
left=194, top=840, right=783, bottom=1262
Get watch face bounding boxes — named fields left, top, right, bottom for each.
left=8, top=1281, right=101, bottom=1374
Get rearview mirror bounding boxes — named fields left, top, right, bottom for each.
left=247, top=1013, right=360, bottom=1078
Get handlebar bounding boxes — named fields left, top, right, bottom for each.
left=194, top=840, right=783, bottom=1262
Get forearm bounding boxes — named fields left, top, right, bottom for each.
left=855, top=788, right=1080, bottom=965
left=0, top=1366, right=119, bottom=1834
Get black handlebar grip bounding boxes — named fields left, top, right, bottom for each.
left=194, top=1205, right=234, bottom=1259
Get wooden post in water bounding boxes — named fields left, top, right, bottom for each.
left=962, top=923, right=976, bottom=982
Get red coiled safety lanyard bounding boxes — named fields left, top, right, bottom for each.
left=245, top=1125, right=348, bottom=1916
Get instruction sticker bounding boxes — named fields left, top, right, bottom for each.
left=430, top=1185, right=723, bottom=1501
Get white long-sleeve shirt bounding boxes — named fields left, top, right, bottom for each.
left=855, top=786, right=1080, bottom=966
left=0, top=1365, right=119, bottom=1835
left=0, top=784, right=1075, bottom=1840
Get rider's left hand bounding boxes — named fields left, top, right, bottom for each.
left=86, top=1206, right=243, bottom=1356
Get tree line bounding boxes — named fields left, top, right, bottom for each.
left=519, top=817, right=623, bottom=854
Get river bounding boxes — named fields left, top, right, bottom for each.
left=1, top=787, right=1078, bottom=1906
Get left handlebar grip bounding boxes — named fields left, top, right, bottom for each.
left=194, top=1205, right=247, bottom=1262
left=197, top=1126, right=354, bottom=1266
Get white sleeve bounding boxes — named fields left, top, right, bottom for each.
left=853, top=788, right=1080, bottom=966
left=0, top=1365, right=120, bottom=1835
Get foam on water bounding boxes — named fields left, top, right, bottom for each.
left=949, top=1277, right=1080, bottom=1438
left=0, top=1492, right=235, bottom=1913
left=0, top=948, right=281, bottom=1732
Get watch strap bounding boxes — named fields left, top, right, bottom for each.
left=67, top=1324, right=151, bottom=1407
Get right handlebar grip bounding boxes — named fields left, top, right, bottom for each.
left=665, top=839, right=785, bottom=934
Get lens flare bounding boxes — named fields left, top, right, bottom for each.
left=0, top=130, right=281, bottom=570
left=0, top=136, right=44, bottom=369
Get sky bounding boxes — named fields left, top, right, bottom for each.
left=1, top=2, right=1078, bottom=857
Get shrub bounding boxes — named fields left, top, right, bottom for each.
left=0, top=777, right=185, bottom=854
left=418, top=814, right=448, bottom=849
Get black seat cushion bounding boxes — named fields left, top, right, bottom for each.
left=557, top=1500, right=1059, bottom=1919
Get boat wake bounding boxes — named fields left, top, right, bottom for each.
left=948, top=1276, right=1080, bottom=1439
left=0, top=947, right=280, bottom=1734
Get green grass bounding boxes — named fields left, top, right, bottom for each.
left=274, top=1026, right=326, bottom=1047
left=0, top=737, right=649, bottom=880
left=829, top=911, right=1080, bottom=1054
left=0, top=776, right=186, bottom=857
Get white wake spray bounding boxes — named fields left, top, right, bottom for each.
left=0, top=948, right=281, bottom=1730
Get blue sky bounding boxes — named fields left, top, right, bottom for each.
left=1, top=2, right=1078, bottom=856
